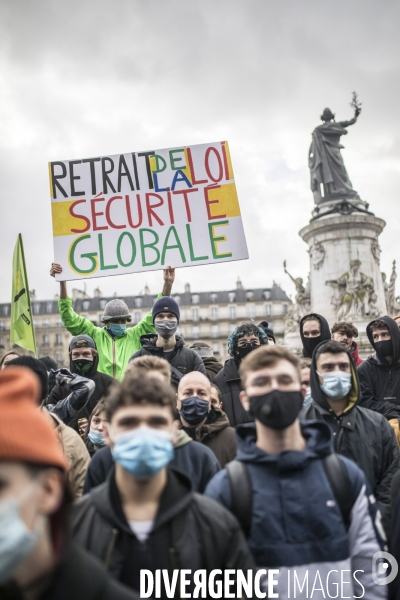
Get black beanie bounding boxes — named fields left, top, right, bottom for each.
left=8, top=356, right=49, bottom=402
left=39, top=356, right=59, bottom=371
left=152, top=297, right=180, bottom=323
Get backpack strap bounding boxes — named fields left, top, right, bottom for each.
left=322, top=453, right=354, bottom=531
left=226, top=460, right=253, bottom=537
left=169, top=364, right=184, bottom=382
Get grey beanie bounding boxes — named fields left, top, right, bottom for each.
left=101, top=299, right=131, bottom=323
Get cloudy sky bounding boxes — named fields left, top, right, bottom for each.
left=1, top=0, right=399, bottom=303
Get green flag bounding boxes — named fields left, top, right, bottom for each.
left=11, top=234, right=37, bottom=355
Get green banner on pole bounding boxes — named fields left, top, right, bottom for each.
left=11, top=234, right=37, bottom=356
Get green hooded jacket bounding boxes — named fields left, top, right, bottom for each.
left=58, top=294, right=162, bottom=381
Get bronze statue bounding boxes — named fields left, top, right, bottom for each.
left=309, top=93, right=362, bottom=204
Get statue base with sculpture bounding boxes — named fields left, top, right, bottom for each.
left=283, top=94, right=400, bottom=356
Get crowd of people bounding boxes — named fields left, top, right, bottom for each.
left=2, top=264, right=400, bottom=598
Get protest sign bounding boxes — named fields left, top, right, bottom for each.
left=49, top=141, right=248, bottom=281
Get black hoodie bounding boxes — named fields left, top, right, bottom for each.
left=301, top=339, right=400, bottom=533
left=71, top=467, right=254, bottom=597
left=299, top=313, right=331, bottom=358
left=130, top=334, right=206, bottom=387
left=48, top=345, right=115, bottom=431
left=358, top=315, right=400, bottom=418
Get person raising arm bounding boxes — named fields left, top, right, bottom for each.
left=50, top=263, right=175, bottom=380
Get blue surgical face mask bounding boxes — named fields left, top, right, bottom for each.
left=108, top=324, right=126, bottom=337
left=88, top=429, right=105, bottom=447
left=0, top=491, right=39, bottom=583
left=110, top=425, right=174, bottom=480
left=180, top=396, right=210, bottom=426
left=303, top=386, right=313, bottom=407
left=318, top=371, right=352, bottom=400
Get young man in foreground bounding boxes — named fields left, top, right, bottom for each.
left=206, top=345, right=386, bottom=599
left=0, top=366, right=137, bottom=600
left=72, top=376, right=253, bottom=596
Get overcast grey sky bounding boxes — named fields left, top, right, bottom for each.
left=1, top=0, right=399, bottom=303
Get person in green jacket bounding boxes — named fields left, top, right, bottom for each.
left=50, top=263, right=175, bottom=381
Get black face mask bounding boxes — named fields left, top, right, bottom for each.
left=237, top=342, right=259, bottom=359
left=302, top=336, right=321, bottom=356
left=375, top=340, right=393, bottom=358
left=249, top=390, right=304, bottom=430
left=72, top=358, right=93, bottom=375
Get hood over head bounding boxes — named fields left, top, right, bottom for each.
left=366, top=315, right=400, bottom=365
left=300, top=313, right=331, bottom=358
left=310, top=339, right=359, bottom=413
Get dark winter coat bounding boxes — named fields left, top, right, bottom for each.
left=358, top=315, right=400, bottom=419
left=130, top=334, right=206, bottom=387
left=390, top=483, right=400, bottom=600
left=184, top=408, right=236, bottom=467
left=300, top=313, right=331, bottom=358
left=205, top=421, right=385, bottom=598
left=0, top=542, right=138, bottom=600
left=83, top=430, right=220, bottom=495
left=213, top=358, right=252, bottom=427
left=301, top=339, right=399, bottom=533
left=71, top=468, right=255, bottom=597
left=48, top=349, right=115, bottom=431
left=351, top=341, right=363, bottom=366
left=202, top=356, right=223, bottom=382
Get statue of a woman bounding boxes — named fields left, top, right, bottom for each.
left=309, top=104, right=361, bottom=204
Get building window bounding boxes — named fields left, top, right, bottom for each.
left=191, top=294, right=200, bottom=304
left=263, top=290, right=271, bottom=300
left=228, top=292, right=236, bottom=303
left=33, top=303, right=40, bottom=315
left=282, top=304, right=288, bottom=315
left=230, top=323, right=237, bottom=334
left=229, top=306, right=236, bottom=319
left=212, top=342, right=219, bottom=354
left=210, top=293, right=218, bottom=303
left=43, top=318, right=50, bottom=328
left=246, top=291, right=254, bottom=301
left=210, top=307, right=218, bottom=321
left=247, top=305, right=255, bottom=318
left=56, top=318, right=63, bottom=328
left=1, top=305, right=9, bottom=316
left=192, top=325, right=199, bottom=339
left=211, top=324, right=219, bottom=338
left=134, top=297, right=142, bottom=308
left=0, top=337, right=4, bottom=348
left=33, top=319, right=39, bottom=328
left=55, top=334, right=62, bottom=345
left=174, top=295, right=180, bottom=305
left=134, top=311, right=141, bottom=324
left=265, top=305, right=272, bottom=316
left=82, top=300, right=90, bottom=311
left=55, top=352, right=63, bottom=363
left=0, top=321, right=4, bottom=331
left=46, top=302, right=53, bottom=313
left=192, top=308, right=199, bottom=322
left=43, top=334, right=49, bottom=345
left=99, top=299, right=107, bottom=309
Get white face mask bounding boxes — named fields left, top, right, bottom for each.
left=0, top=483, right=40, bottom=583
left=317, top=371, right=352, bottom=400
left=303, top=386, right=313, bottom=406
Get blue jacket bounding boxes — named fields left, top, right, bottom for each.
left=206, top=420, right=386, bottom=599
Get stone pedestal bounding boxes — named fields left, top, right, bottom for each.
left=298, top=213, right=387, bottom=357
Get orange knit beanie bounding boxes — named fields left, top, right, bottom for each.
left=0, top=366, right=67, bottom=470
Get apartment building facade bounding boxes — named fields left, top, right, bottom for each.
left=0, top=280, right=292, bottom=367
